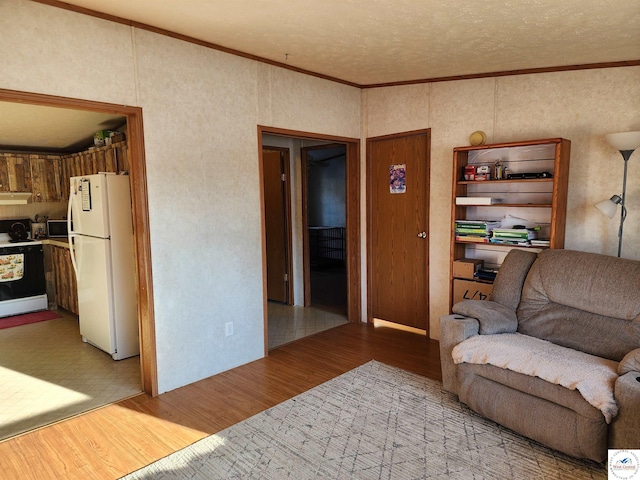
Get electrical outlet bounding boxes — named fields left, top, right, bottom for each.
left=225, top=322, right=234, bottom=337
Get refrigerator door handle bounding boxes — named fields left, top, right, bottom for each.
left=69, top=235, right=79, bottom=278
left=68, top=191, right=80, bottom=278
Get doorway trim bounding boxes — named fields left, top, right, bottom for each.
left=257, top=126, right=361, bottom=354
left=0, top=88, right=157, bottom=396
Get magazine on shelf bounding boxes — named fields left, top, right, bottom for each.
left=455, top=220, right=501, bottom=229
left=455, top=197, right=504, bottom=205
left=530, top=239, right=551, bottom=247
left=492, top=228, right=538, bottom=240
left=490, top=238, right=531, bottom=246
left=455, top=235, right=490, bottom=243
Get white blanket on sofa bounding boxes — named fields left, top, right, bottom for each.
left=452, top=333, right=619, bottom=423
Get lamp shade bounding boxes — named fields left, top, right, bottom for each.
left=594, top=195, right=622, bottom=218
left=605, top=131, right=640, bottom=151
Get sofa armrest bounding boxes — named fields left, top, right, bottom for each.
left=452, top=300, right=518, bottom=334
left=609, top=371, right=640, bottom=449
left=439, top=314, right=479, bottom=395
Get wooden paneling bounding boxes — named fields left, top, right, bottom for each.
left=42, top=244, right=57, bottom=310
left=0, top=142, right=127, bottom=203
left=44, top=244, right=79, bottom=314
left=61, top=141, right=128, bottom=191
left=0, top=154, right=32, bottom=192
left=0, top=321, right=440, bottom=479
left=52, top=245, right=78, bottom=314
left=29, top=155, right=62, bottom=202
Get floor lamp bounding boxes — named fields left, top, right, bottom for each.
left=595, top=131, right=640, bottom=257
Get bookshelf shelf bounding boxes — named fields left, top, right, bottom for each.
left=454, top=240, right=548, bottom=249
left=450, top=138, right=571, bottom=309
left=458, top=203, right=553, bottom=208
left=458, top=178, right=553, bottom=185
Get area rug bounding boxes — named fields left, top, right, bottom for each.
left=0, top=310, right=60, bottom=330
left=121, top=360, right=606, bottom=479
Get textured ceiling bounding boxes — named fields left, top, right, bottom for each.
left=4, top=0, right=640, bottom=150
left=52, top=0, right=640, bottom=86
left=0, top=102, right=125, bottom=152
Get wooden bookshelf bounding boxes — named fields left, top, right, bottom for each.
left=450, top=138, right=571, bottom=309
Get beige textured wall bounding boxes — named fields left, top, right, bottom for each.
left=364, top=67, right=640, bottom=339
left=3, top=0, right=638, bottom=389
left=1, top=0, right=361, bottom=393
left=0, top=0, right=138, bottom=104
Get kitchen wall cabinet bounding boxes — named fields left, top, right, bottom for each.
left=0, top=140, right=128, bottom=203
left=0, top=154, right=32, bottom=192
left=30, top=155, right=63, bottom=202
left=61, top=141, right=128, bottom=198
left=450, top=137, right=571, bottom=308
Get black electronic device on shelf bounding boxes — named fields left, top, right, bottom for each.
left=475, top=268, right=498, bottom=282
left=507, top=171, right=553, bottom=179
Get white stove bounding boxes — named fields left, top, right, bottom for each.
left=0, top=220, right=47, bottom=318
left=0, top=238, right=44, bottom=247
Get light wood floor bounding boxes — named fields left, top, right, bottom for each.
left=0, top=321, right=441, bottom=480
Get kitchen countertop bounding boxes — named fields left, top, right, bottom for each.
left=42, top=238, right=71, bottom=248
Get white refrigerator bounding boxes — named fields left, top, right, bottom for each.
left=67, top=173, right=139, bottom=360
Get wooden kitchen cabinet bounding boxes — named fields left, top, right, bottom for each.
left=0, top=140, right=128, bottom=203
left=0, top=153, right=32, bottom=192
left=30, top=155, right=64, bottom=202
left=51, top=244, right=79, bottom=315
left=61, top=141, right=129, bottom=196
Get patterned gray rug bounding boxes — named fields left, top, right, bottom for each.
left=121, top=360, right=606, bottom=479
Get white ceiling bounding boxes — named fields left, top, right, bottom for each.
left=58, top=0, right=640, bottom=86
left=0, top=102, right=125, bottom=152
left=3, top=0, right=639, bottom=151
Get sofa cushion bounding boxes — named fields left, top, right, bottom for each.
left=458, top=363, right=604, bottom=421
left=452, top=333, right=619, bottom=422
left=457, top=363, right=608, bottom=462
left=521, top=249, right=640, bottom=319
left=517, top=250, right=640, bottom=361
left=491, top=248, right=538, bottom=310
left=618, top=348, right=640, bottom=375
left=452, top=300, right=517, bottom=334
left=490, top=249, right=538, bottom=311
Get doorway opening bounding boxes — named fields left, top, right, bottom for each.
left=258, top=127, right=360, bottom=352
left=303, top=144, right=347, bottom=316
left=0, top=88, right=156, bottom=439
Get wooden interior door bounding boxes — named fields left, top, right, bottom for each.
left=367, top=130, right=430, bottom=330
left=262, top=147, right=290, bottom=303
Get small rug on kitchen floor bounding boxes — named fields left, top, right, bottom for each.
left=120, top=360, right=606, bottom=480
left=0, top=310, right=61, bottom=330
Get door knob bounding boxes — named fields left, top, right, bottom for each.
left=417, top=232, right=426, bottom=238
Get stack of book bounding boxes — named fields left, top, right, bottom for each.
left=455, top=220, right=501, bottom=243
left=530, top=239, right=551, bottom=247
left=490, top=228, right=538, bottom=246
left=455, top=197, right=503, bottom=205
